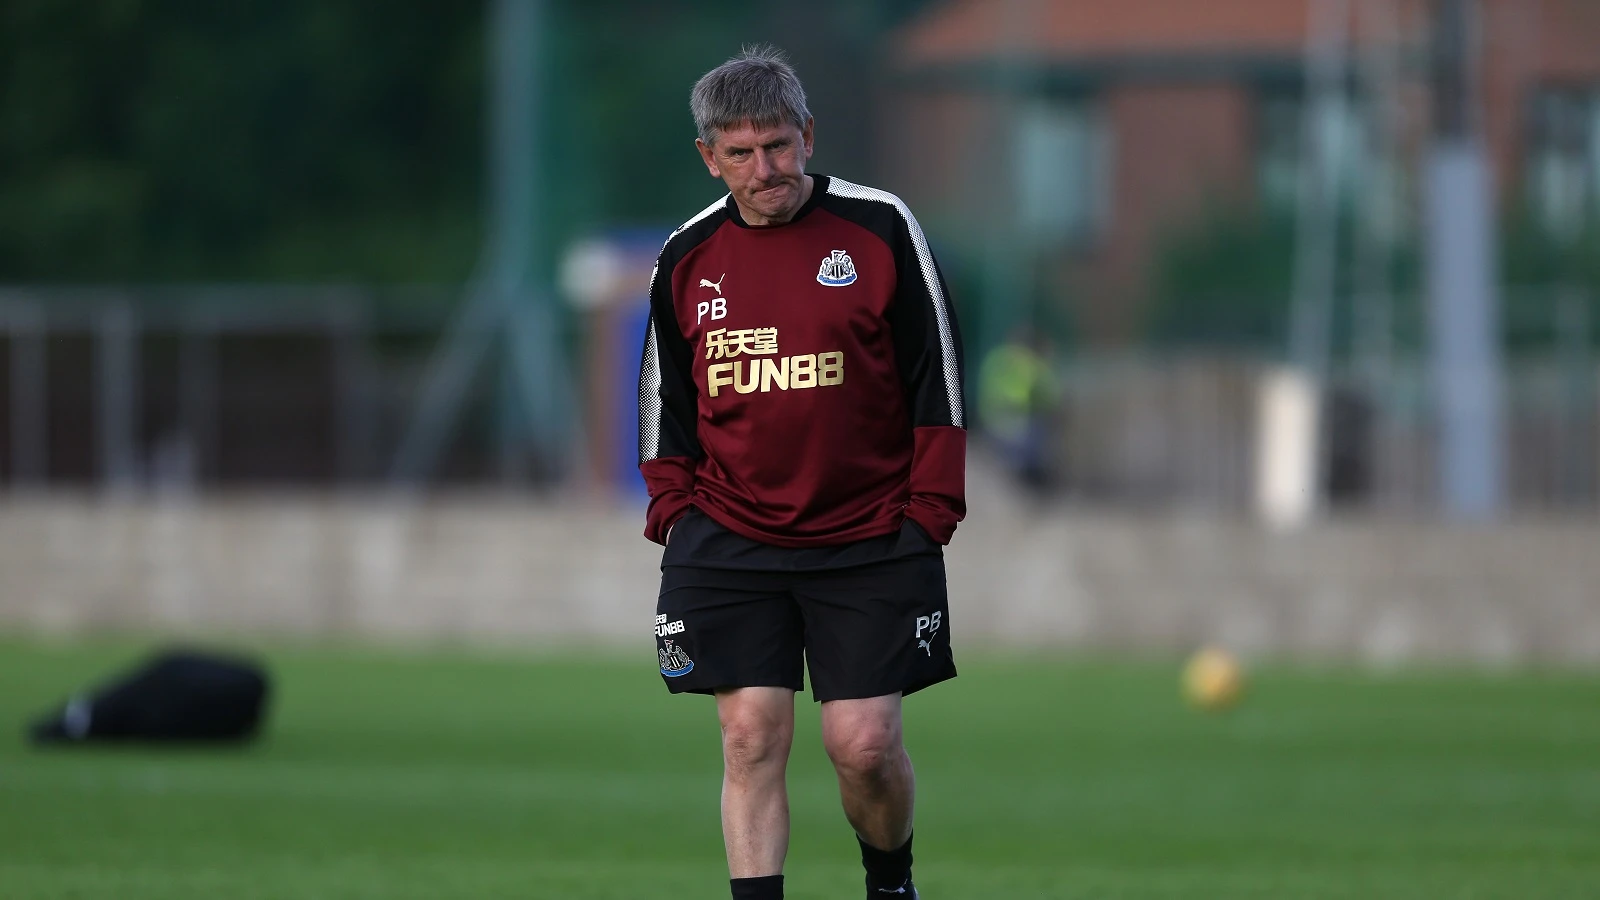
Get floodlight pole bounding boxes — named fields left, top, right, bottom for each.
left=1286, top=0, right=1350, bottom=516
left=487, top=0, right=571, bottom=480
left=1353, top=0, right=1404, bottom=503
left=977, top=0, right=1033, bottom=360
left=1353, top=0, right=1402, bottom=382
left=1289, top=0, right=1349, bottom=383
left=390, top=0, right=569, bottom=487
left=1423, top=0, right=1504, bottom=519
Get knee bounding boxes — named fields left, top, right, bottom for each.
left=825, top=721, right=902, bottom=784
left=722, top=718, right=791, bottom=780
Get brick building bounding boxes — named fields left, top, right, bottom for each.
left=884, top=0, right=1600, bottom=348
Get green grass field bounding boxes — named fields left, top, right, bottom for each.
left=1, top=640, right=1597, bottom=899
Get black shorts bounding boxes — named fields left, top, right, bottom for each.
left=653, top=549, right=956, bottom=702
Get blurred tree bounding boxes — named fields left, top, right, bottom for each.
left=1500, top=207, right=1600, bottom=354
left=0, top=0, right=933, bottom=284
left=0, top=0, right=483, bottom=282
left=1147, top=199, right=1600, bottom=356
left=1145, top=204, right=1299, bottom=351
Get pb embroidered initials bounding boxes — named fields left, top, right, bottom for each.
left=696, top=297, right=727, bottom=324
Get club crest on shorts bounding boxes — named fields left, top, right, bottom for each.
left=816, top=250, right=857, bottom=287
left=659, top=640, right=695, bottom=677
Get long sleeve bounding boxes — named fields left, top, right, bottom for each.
left=885, top=209, right=967, bottom=544
left=637, top=253, right=700, bottom=545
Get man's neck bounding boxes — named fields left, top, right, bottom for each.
left=738, top=174, right=814, bottom=226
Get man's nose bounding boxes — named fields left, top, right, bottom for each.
left=752, top=149, right=775, bottom=179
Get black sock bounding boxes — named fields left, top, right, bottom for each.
left=730, top=874, right=783, bottom=899
left=859, top=832, right=914, bottom=892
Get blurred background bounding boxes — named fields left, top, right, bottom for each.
left=4, top=3, right=1600, bottom=898
left=0, top=0, right=1597, bottom=660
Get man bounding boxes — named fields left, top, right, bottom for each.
left=639, top=45, right=964, bottom=900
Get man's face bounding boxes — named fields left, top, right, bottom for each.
left=697, top=118, right=814, bottom=225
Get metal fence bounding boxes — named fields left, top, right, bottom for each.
left=1047, top=354, right=1599, bottom=513
left=3, top=285, right=1596, bottom=515
left=0, top=286, right=465, bottom=488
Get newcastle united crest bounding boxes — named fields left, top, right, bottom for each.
left=816, top=250, right=857, bottom=287
left=659, top=640, right=695, bottom=677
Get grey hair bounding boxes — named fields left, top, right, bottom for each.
left=690, top=45, right=811, bottom=146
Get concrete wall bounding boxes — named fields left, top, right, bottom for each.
left=3, top=488, right=1597, bottom=665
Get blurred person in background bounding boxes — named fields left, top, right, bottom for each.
left=978, top=327, right=1060, bottom=492
left=637, top=45, right=965, bottom=900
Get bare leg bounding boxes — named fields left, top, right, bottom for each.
left=820, top=693, right=915, bottom=851
left=716, top=687, right=796, bottom=878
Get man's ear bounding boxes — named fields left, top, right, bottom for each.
left=696, top=138, right=721, bottom=178
left=801, top=117, right=815, bottom=162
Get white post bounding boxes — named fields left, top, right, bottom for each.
left=1255, top=367, right=1320, bottom=529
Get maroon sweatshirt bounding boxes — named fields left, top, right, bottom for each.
left=638, top=175, right=966, bottom=549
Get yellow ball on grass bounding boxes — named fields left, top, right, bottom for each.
left=1182, top=646, right=1245, bottom=711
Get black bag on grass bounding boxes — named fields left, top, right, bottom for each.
left=28, top=649, right=270, bottom=745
